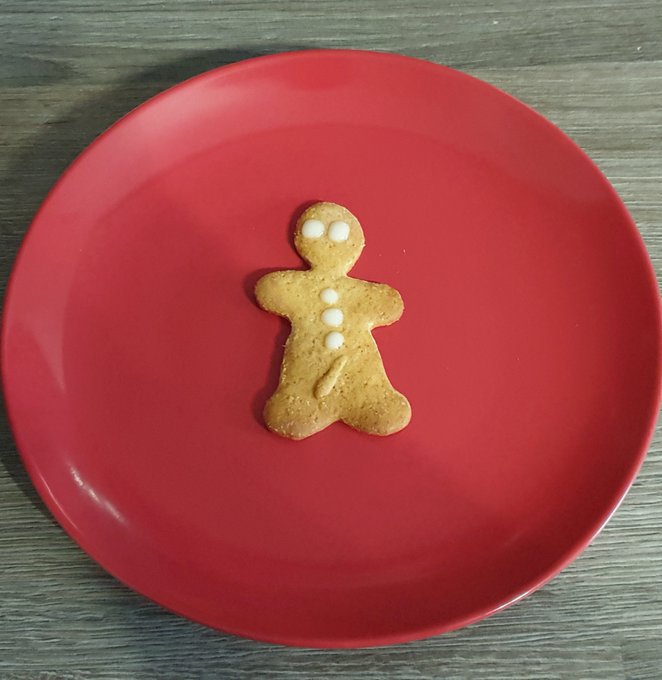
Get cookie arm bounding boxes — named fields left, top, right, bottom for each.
left=367, top=282, right=405, bottom=327
left=255, top=271, right=294, bottom=318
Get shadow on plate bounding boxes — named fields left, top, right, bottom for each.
left=0, top=46, right=305, bottom=521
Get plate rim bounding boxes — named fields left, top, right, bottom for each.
left=2, top=48, right=661, bottom=648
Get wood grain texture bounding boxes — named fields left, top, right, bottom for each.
left=1, top=1, right=661, bottom=678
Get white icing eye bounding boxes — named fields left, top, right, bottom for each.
left=321, top=308, right=343, bottom=327
left=328, top=220, right=350, bottom=242
left=325, top=331, right=344, bottom=350
left=320, top=288, right=339, bottom=304
left=301, top=219, right=325, bottom=238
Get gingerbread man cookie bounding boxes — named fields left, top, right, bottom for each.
left=255, top=202, right=411, bottom=440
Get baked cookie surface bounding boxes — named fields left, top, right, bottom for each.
left=255, top=202, right=411, bottom=440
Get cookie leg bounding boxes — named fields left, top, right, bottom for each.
left=264, top=390, right=336, bottom=440
left=341, top=387, right=411, bottom=436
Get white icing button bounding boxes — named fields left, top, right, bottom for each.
left=301, top=219, right=324, bottom=238
left=320, top=288, right=339, bottom=304
left=321, top=307, right=343, bottom=327
left=328, top=220, right=350, bottom=242
left=325, top=331, right=344, bottom=350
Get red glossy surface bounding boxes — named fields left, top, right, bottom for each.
left=2, top=51, right=660, bottom=648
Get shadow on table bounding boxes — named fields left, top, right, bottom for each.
left=0, top=46, right=303, bottom=521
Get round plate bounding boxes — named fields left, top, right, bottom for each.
left=3, top=50, right=660, bottom=648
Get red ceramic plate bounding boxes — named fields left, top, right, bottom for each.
left=2, top=50, right=660, bottom=648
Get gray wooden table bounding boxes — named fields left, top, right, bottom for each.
left=1, top=2, right=661, bottom=678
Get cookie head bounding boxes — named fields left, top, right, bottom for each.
left=294, top=202, right=365, bottom=272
